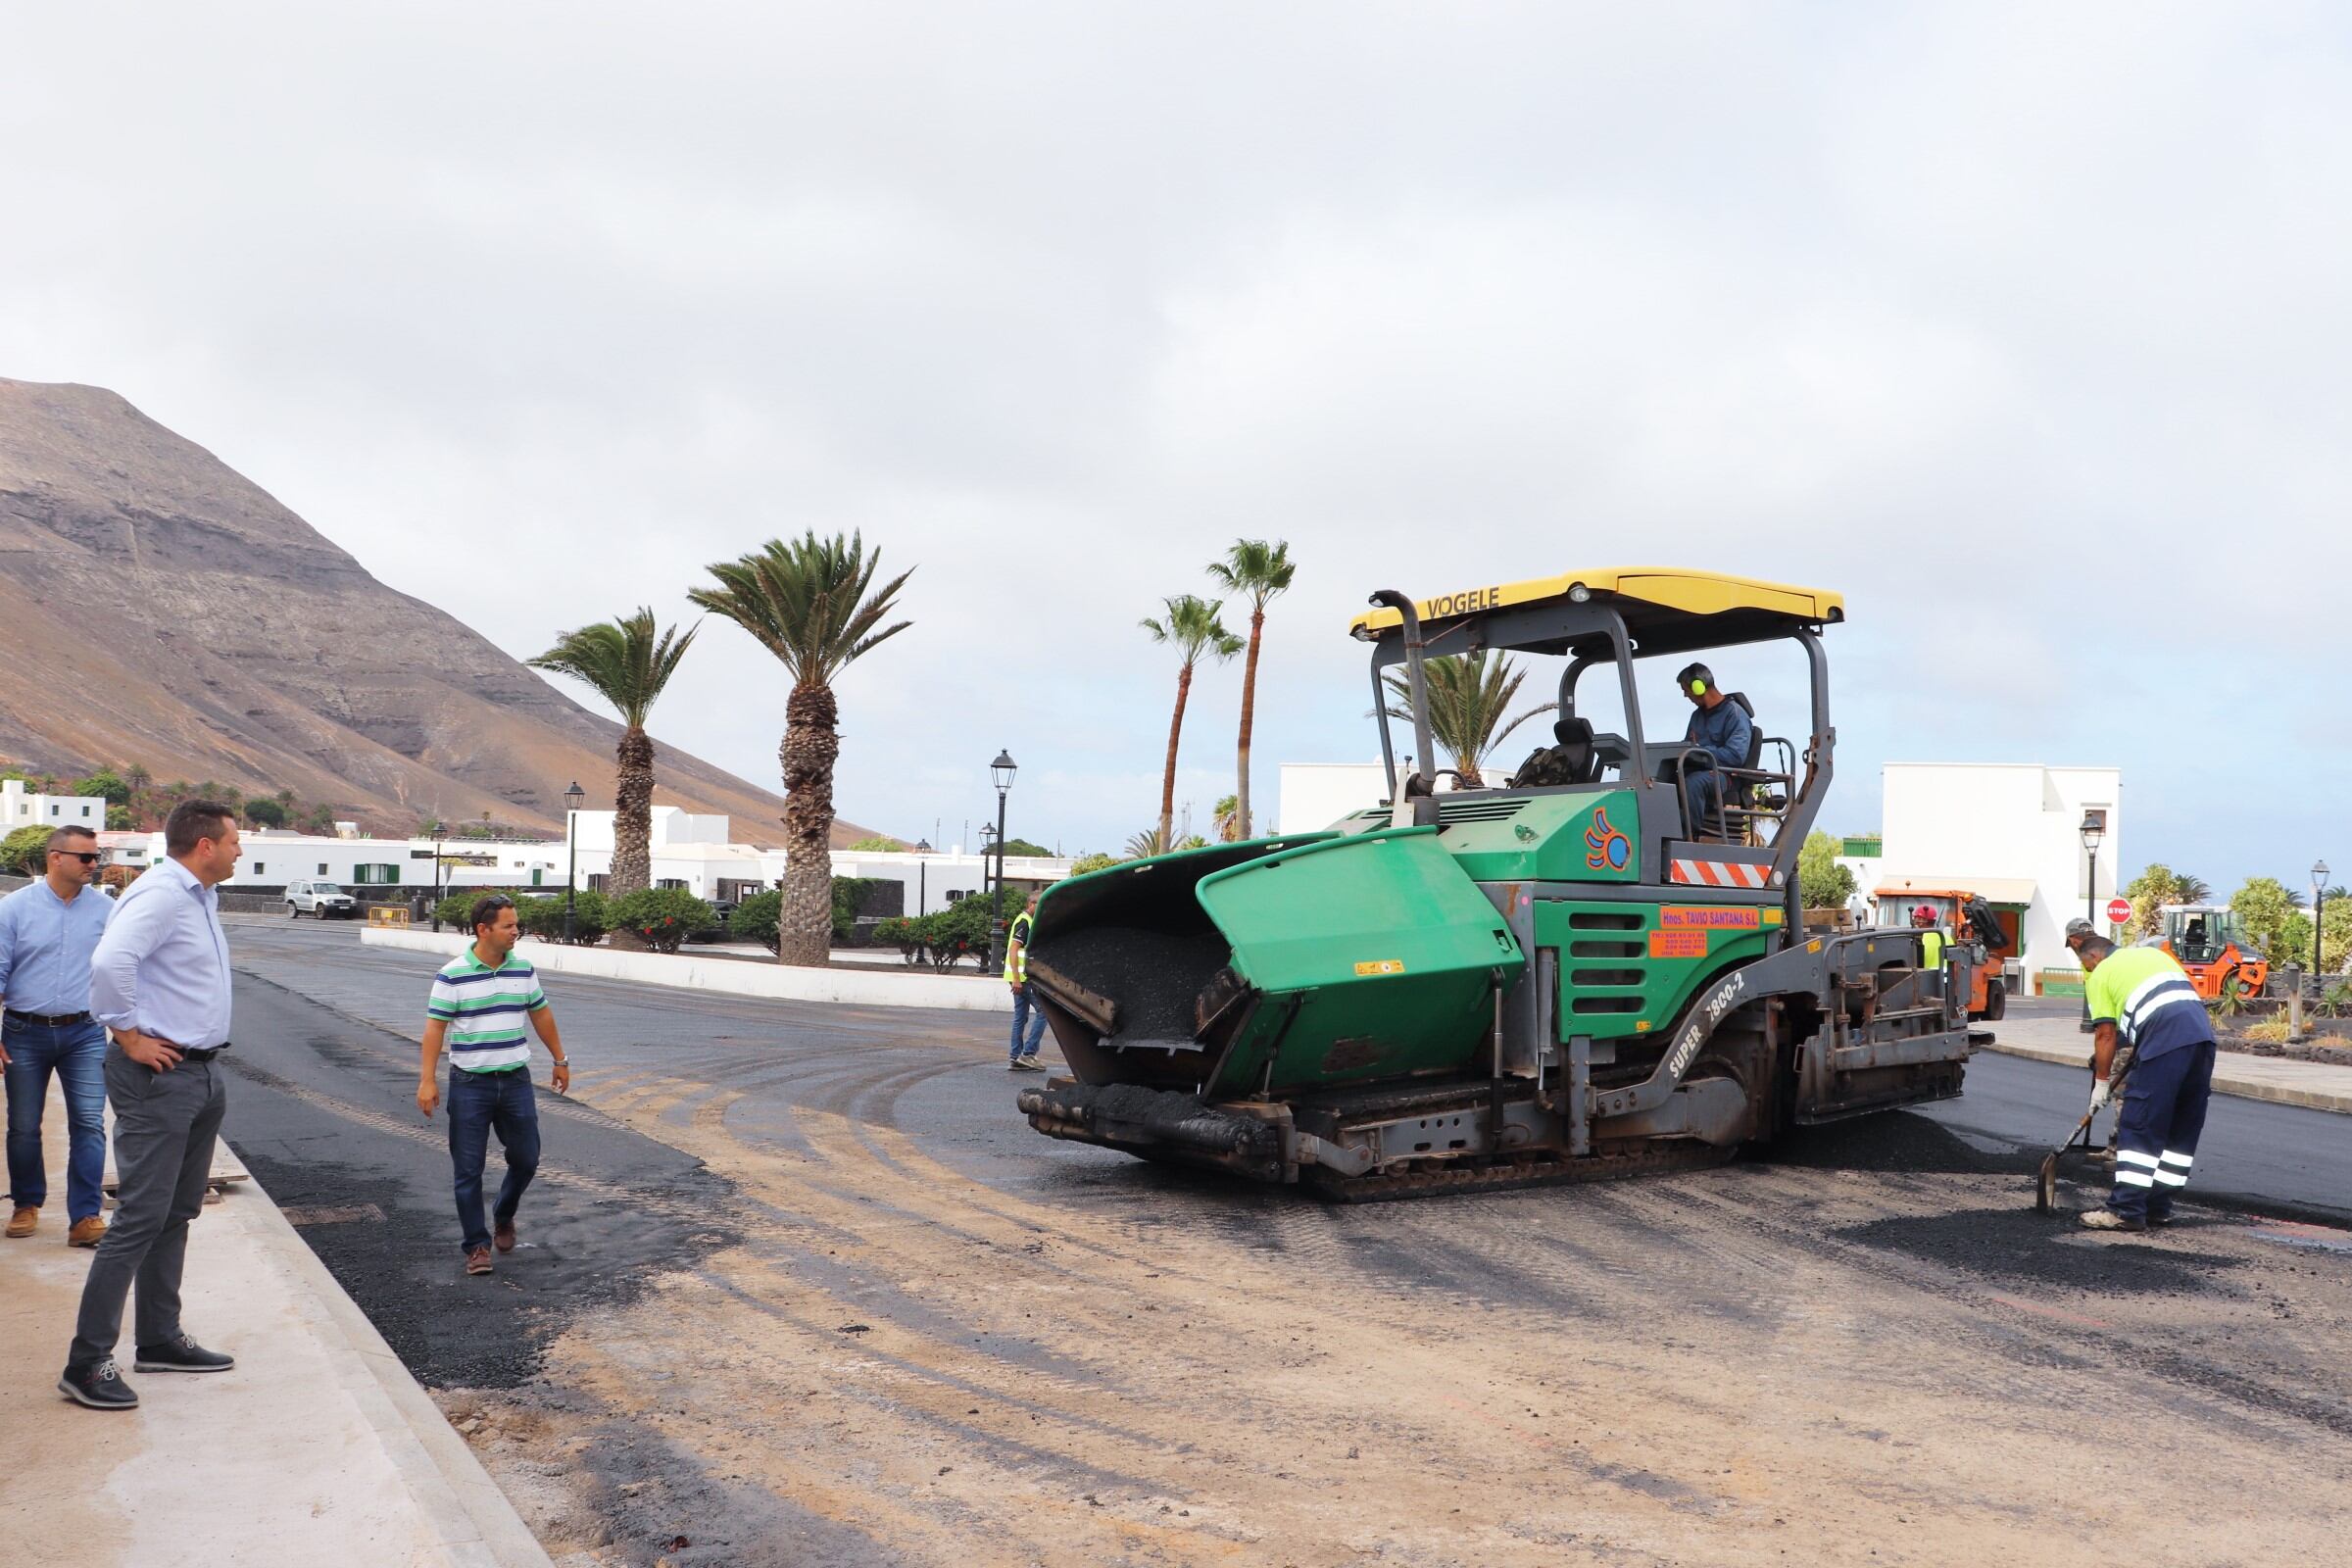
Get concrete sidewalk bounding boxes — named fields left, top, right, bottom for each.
left=1979, top=1014, right=2352, bottom=1114
left=0, top=1077, right=551, bottom=1566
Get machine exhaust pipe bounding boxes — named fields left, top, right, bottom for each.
left=1368, top=588, right=1437, bottom=804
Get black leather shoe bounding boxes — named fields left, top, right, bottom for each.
left=59, top=1357, right=139, bottom=1409
left=134, top=1334, right=235, bottom=1373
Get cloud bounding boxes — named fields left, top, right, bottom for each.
left=2, top=1, right=2345, bottom=884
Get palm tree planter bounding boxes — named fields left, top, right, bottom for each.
left=529, top=609, right=698, bottom=900
left=1141, top=594, right=1243, bottom=853
left=692, top=531, right=911, bottom=967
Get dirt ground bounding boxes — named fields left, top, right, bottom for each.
left=441, top=1051, right=2352, bottom=1568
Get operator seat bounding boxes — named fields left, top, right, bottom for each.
left=1505, top=715, right=1600, bottom=789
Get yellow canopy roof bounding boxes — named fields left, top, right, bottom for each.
left=1348, top=567, right=1843, bottom=638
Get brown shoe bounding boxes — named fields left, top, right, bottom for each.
left=466, top=1246, right=493, bottom=1276
left=493, top=1219, right=515, bottom=1253
left=6, top=1205, right=36, bottom=1239
left=69, top=1216, right=107, bottom=1249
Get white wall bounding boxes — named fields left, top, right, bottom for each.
left=1878, top=762, right=2121, bottom=977
left=1277, top=763, right=1390, bottom=835
left=1, top=780, right=105, bottom=830
left=228, top=832, right=563, bottom=891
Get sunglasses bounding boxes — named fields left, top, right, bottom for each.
left=52, top=852, right=100, bottom=865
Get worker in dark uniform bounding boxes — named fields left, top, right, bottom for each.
left=2068, top=921, right=2217, bottom=1232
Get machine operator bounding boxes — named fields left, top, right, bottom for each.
left=1673, top=662, right=1751, bottom=841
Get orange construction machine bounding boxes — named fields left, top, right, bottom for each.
left=2156, top=904, right=2269, bottom=1002
left=1877, top=888, right=2017, bottom=1021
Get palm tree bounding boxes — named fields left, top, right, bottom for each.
left=1141, top=595, right=1244, bottom=851
left=691, top=532, right=912, bottom=965
left=1212, top=794, right=1243, bottom=843
left=1380, top=651, right=1556, bottom=788
left=528, top=609, right=699, bottom=898
left=1205, top=539, right=1295, bottom=840
left=1124, top=826, right=1166, bottom=859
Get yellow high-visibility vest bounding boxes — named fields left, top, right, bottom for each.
left=1920, top=929, right=1944, bottom=968
left=1004, top=909, right=1034, bottom=983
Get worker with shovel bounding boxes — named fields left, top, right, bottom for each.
left=2067, top=920, right=2218, bottom=1233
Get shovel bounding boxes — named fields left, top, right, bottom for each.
left=2034, top=1069, right=2127, bottom=1214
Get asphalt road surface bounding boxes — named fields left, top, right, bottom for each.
left=219, top=919, right=2352, bottom=1568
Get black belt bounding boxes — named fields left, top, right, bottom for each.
left=6, top=1009, right=91, bottom=1027
left=176, top=1045, right=228, bottom=1062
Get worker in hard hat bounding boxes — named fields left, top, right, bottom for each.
left=1911, top=905, right=1945, bottom=997
left=2065, top=920, right=2217, bottom=1233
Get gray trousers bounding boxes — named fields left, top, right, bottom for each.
left=68, top=1044, right=227, bottom=1369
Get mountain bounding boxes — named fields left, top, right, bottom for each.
left=0, top=377, right=874, bottom=848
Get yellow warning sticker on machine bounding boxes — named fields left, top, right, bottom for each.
left=1353, top=959, right=1407, bottom=976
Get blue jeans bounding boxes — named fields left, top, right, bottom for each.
left=1009, top=984, right=1048, bottom=1061
left=2109, top=1041, right=2215, bottom=1222
left=4, top=1016, right=109, bottom=1223
left=447, top=1067, right=540, bottom=1253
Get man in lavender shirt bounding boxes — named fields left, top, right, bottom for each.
left=59, top=801, right=242, bottom=1411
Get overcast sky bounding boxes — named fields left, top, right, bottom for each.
left=3, top=3, right=2345, bottom=889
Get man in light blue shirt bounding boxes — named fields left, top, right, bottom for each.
left=1, top=824, right=117, bottom=1247
left=61, top=801, right=242, bottom=1411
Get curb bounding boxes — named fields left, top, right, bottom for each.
left=1975, top=1037, right=2352, bottom=1116
left=360, top=925, right=1014, bottom=1012
left=235, top=1163, right=556, bottom=1567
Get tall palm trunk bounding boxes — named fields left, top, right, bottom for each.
left=1158, top=662, right=1195, bottom=851
left=610, top=726, right=656, bottom=896
left=778, top=679, right=841, bottom=965
left=1234, top=607, right=1262, bottom=839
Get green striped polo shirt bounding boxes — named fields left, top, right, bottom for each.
left=426, top=947, right=549, bottom=1073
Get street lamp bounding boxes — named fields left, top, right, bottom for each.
left=2316, top=859, right=2331, bottom=983
left=2078, top=811, right=2106, bottom=1034
left=2079, top=811, right=2105, bottom=929
left=563, top=781, right=585, bottom=943
left=987, top=750, right=1016, bottom=971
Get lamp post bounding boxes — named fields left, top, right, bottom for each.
left=987, top=750, right=1016, bottom=971
left=431, top=834, right=445, bottom=932
left=2316, top=859, right=2331, bottom=986
left=2080, top=811, right=2105, bottom=929
left=563, top=781, right=585, bottom=944
left=913, top=838, right=931, bottom=917
left=2079, top=811, right=2105, bottom=1033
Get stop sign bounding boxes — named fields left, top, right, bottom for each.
left=2106, top=897, right=2132, bottom=925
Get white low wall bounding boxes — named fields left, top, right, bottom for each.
left=360, top=928, right=1012, bottom=1012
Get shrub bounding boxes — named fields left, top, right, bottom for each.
left=1, top=824, right=53, bottom=875
left=2242, top=1017, right=2292, bottom=1045
left=1067, top=852, right=1120, bottom=876
left=611, top=887, right=714, bottom=956
left=433, top=887, right=532, bottom=933
left=731, top=890, right=783, bottom=955
left=516, top=888, right=609, bottom=946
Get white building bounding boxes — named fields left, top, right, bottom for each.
left=220, top=830, right=564, bottom=893
left=1277, top=762, right=1392, bottom=834
left=1859, top=762, right=2121, bottom=982
left=565, top=807, right=1071, bottom=912
left=2, top=779, right=106, bottom=832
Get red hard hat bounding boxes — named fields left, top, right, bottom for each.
left=1914, top=905, right=1936, bottom=922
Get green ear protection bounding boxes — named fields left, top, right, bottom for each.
left=1689, top=678, right=1708, bottom=697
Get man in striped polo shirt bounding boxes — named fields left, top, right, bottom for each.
left=416, top=895, right=570, bottom=1276
left=2069, top=922, right=2217, bottom=1234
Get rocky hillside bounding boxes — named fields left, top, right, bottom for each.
left=0, top=377, right=872, bottom=846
